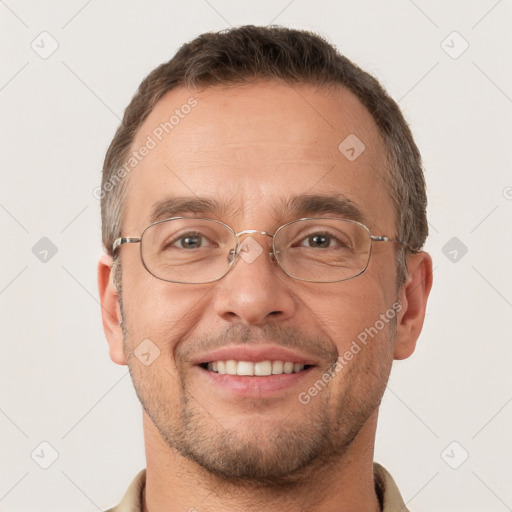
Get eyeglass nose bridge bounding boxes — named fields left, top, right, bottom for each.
left=230, top=229, right=278, bottom=263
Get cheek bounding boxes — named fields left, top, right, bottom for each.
left=120, top=259, right=209, bottom=354
left=315, top=283, right=396, bottom=400
left=303, top=276, right=393, bottom=352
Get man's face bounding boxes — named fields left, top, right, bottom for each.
left=115, top=82, right=404, bottom=483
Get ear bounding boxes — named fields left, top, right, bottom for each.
left=98, top=253, right=126, bottom=365
left=394, top=251, right=433, bottom=360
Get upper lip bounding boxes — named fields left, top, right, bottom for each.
left=191, top=345, right=319, bottom=366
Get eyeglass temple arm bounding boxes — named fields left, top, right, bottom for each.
left=112, top=237, right=141, bottom=253
left=370, top=235, right=418, bottom=252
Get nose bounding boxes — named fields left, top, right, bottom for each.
left=212, top=234, right=297, bottom=327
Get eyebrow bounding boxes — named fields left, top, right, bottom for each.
left=149, top=193, right=365, bottom=225
left=284, top=194, right=365, bottom=223
left=150, top=197, right=235, bottom=223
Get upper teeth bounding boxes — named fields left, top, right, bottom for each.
left=206, top=360, right=305, bottom=376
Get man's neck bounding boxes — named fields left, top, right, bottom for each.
left=141, top=413, right=381, bottom=512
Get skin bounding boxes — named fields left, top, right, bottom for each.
left=98, top=81, right=432, bottom=512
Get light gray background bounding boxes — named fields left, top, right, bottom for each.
left=1, top=1, right=511, bottom=511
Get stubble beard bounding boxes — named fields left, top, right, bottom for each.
left=119, top=292, right=395, bottom=486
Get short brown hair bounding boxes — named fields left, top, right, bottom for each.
left=102, top=25, right=427, bottom=283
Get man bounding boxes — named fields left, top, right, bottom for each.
left=98, top=25, right=432, bottom=512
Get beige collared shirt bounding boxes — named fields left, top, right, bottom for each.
left=105, top=462, right=410, bottom=512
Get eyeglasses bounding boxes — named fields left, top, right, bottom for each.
left=112, top=217, right=406, bottom=284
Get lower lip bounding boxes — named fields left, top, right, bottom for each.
left=196, top=366, right=316, bottom=398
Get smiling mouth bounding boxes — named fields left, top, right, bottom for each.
left=199, top=360, right=315, bottom=376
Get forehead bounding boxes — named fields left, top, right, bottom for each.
left=124, top=81, right=394, bottom=233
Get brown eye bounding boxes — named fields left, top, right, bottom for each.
left=307, top=233, right=330, bottom=248
left=298, top=231, right=348, bottom=249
